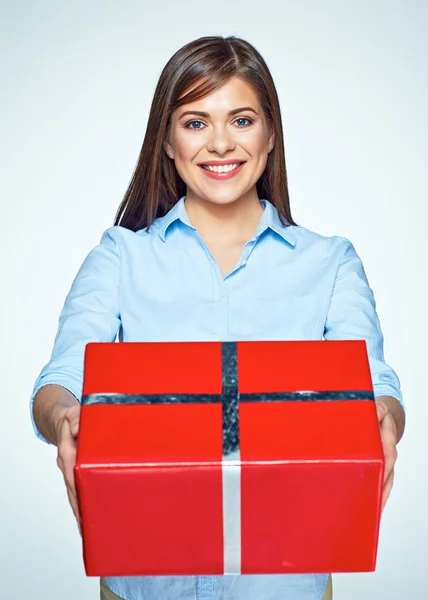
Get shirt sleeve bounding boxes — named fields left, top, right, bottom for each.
left=30, top=226, right=122, bottom=443
left=324, top=237, right=405, bottom=411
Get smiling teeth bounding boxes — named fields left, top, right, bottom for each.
left=203, top=163, right=241, bottom=173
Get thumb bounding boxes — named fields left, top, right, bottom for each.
left=70, top=418, right=79, bottom=438
left=376, top=401, right=387, bottom=422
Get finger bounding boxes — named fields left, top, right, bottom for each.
left=382, top=442, right=397, bottom=484
left=66, top=485, right=81, bottom=525
left=65, top=485, right=82, bottom=538
left=381, top=469, right=395, bottom=513
left=57, top=421, right=81, bottom=525
left=63, top=455, right=79, bottom=512
left=70, top=417, right=80, bottom=438
left=58, top=444, right=77, bottom=492
left=59, top=451, right=82, bottom=535
left=64, top=477, right=80, bottom=516
left=64, top=466, right=82, bottom=532
left=56, top=452, right=64, bottom=472
left=376, top=401, right=387, bottom=423
left=380, top=421, right=398, bottom=484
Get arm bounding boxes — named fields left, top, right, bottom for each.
left=30, top=227, right=122, bottom=532
left=324, top=237, right=405, bottom=415
left=324, top=238, right=405, bottom=511
left=30, top=227, right=121, bottom=443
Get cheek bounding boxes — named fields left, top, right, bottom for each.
left=174, top=133, right=203, bottom=160
left=248, top=131, right=269, bottom=156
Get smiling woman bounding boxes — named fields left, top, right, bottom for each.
left=114, top=36, right=297, bottom=242
left=30, top=34, right=405, bottom=600
left=164, top=77, right=274, bottom=237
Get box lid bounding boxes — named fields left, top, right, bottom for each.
left=77, top=340, right=382, bottom=466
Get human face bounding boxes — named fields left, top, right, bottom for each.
left=164, top=77, right=274, bottom=208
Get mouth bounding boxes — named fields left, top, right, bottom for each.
left=199, top=162, right=245, bottom=174
left=198, top=161, right=246, bottom=180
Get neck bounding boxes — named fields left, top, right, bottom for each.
left=184, top=189, right=264, bottom=243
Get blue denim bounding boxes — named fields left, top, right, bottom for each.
left=30, top=195, right=403, bottom=599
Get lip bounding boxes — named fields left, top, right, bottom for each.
left=199, top=162, right=245, bottom=180
left=197, top=160, right=246, bottom=166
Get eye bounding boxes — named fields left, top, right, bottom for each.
left=185, top=120, right=206, bottom=130
left=234, top=117, right=253, bottom=128
left=184, top=117, right=254, bottom=130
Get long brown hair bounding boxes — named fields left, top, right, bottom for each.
left=114, top=35, right=298, bottom=232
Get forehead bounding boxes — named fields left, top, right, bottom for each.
left=177, top=77, right=261, bottom=114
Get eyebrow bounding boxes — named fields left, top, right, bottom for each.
left=178, top=106, right=259, bottom=120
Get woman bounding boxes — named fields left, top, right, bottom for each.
left=31, top=35, right=405, bottom=600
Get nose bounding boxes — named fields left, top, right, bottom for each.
left=206, top=125, right=236, bottom=155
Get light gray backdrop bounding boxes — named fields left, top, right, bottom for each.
left=1, top=1, right=426, bottom=598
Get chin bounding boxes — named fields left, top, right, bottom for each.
left=200, top=188, right=249, bottom=205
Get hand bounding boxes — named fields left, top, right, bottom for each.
left=55, top=403, right=82, bottom=536
left=376, top=400, right=398, bottom=513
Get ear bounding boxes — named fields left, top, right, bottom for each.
left=163, top=140, right=173, bottom=158
left=268, top=131, right=275, bottom=151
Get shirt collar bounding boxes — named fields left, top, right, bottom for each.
left=157, top=196, right=296, bottom=247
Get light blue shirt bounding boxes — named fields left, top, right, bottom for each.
left=30, top=195, right=404, bottom=600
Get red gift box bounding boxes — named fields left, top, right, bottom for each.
left=75, top=340, right=384, bottom=577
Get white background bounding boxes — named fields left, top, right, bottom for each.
left=1, top=1, right=426, bottom=598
